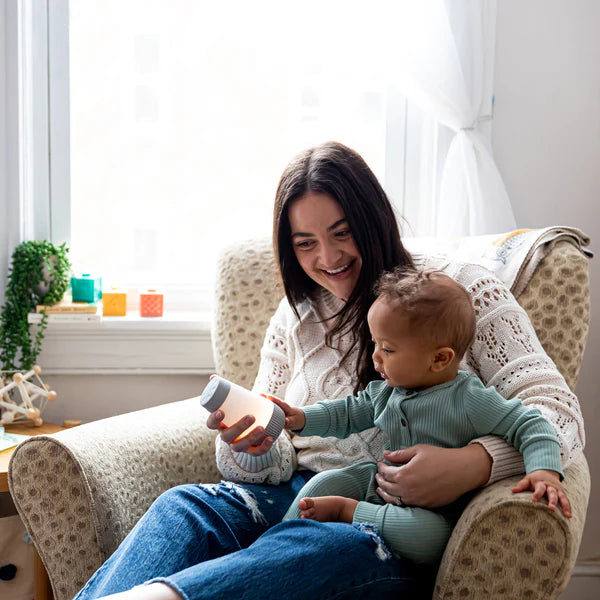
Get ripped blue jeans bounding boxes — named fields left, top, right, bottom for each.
left=74, top=472, right=433, bottom=600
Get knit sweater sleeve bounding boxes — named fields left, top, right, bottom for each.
left=453, top=263, right=585, bottom=484
left=215, top=298, right=297, bottom=484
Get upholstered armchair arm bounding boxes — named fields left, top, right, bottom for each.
left=8, top=399, right=220, bottom=600
left=434, top=453, right=591, bottom=599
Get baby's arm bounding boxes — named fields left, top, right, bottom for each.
left=276, top=383, right=380, bottom=438
left=511, top=469, right=572, bottom=517
left=465, top=381, right=572, bottom=516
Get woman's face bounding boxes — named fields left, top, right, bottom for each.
left=288, top=192, right=362, bottom=301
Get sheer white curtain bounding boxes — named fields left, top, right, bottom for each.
left=388, top=0, right=516, bottom=237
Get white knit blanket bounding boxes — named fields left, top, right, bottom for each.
left=404, top=226, right=592, bottom=297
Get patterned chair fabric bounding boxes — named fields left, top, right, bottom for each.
left=8, top=238, right=590, bottom=600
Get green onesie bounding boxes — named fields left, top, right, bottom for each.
left=282, top=371, right=563, bottom=565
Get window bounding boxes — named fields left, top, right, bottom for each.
left=41, top=1, right=452, bottom=312
left=44, top=1, right=413, bottom=311
left=4, top=2, right=495, bottom=372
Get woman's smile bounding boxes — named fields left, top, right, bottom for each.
left=322, top=260, right=355, bottom=279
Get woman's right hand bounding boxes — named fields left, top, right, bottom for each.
left=206, top=410, right=275, bottom=456
left=376, top=443, right=493, bottom=508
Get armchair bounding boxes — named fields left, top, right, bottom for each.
left=8, top=235, right=591, bottom=600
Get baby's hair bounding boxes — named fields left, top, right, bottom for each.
left=374, top=268, right=476, bottom=361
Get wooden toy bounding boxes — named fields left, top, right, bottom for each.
left=0, top=365, right=57, bottom=427
left=102, top=287, right=127, bottom=316
left=71, top=274, right=102, bottom=303
left=140, top=289, right=164, bottom=317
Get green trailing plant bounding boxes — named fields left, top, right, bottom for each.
left=0, top=240, right=72, bottom=371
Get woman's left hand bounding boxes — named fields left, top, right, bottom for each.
left=375, top=443, right=493, bottom=508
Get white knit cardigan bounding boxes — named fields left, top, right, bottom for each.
left=215, top=261, right=585, bottom=485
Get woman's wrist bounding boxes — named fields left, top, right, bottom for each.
left=465, top=442, right=493, bottom=488
left=470, top=436, right=527, bottom=485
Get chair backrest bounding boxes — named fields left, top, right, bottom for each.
left=515, top=240, right=590, bottom=390
left=212, top=237, right=590, bottom=392
left=213, top=238, right=284, bottom=388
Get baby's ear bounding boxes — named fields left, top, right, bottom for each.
left=431, top=347, right=455, bottom=372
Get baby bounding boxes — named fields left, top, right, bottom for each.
left=276, top=268, right=571, bottom=565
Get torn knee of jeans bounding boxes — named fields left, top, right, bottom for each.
left=353, top=523, right=392, bottom=561
left=197, top=483, right=220, bottom=496
left=215, top=481, right=268, bottom=525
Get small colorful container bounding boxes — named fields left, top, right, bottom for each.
left=140, top=289, right=164, bottom=317
left=102, top=288, right=127, bottom=316
left=71, top=274, right=102, bottom=303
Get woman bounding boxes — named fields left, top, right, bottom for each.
left=77, top=142, right=584, bottom=600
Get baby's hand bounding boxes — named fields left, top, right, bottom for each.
left=260, top=394, right=306, bottom=431
left=512, top=469, right=572, bottom=518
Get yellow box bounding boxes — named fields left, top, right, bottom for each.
left=102, top=288, right=127, bottom=316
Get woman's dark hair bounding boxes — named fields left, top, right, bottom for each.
left=273, top=141, right=414, bottom=392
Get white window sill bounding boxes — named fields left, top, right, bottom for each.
left=35, top=312, right=215, bottom=375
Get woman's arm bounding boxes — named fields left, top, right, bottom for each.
left=213, top=299, right=298, bottom=484
left=459, top=264, right=585, bottom=477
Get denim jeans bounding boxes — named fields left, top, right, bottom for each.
left=74, top=472, right=432, bottom=600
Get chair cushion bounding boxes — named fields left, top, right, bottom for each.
left=213, top=237, right=283, bottom=388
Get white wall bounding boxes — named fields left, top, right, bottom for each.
left=493, top=1, right=600, bottom=597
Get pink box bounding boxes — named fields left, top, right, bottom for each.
left=140, top=290, right=164, bottom=317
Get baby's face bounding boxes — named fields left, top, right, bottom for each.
left=367, top=298, right=434, bottom=389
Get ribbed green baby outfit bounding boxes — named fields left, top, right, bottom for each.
left=282, top=370, right=563, bottom=564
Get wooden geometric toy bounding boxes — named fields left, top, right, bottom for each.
left=0, top=365, right=57, bottom=427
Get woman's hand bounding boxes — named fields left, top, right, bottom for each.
left=375, top=443, right=493, bottom=508
left=206, top=410, right=275, bottom=456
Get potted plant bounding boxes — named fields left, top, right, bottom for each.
left=0, top=240, right=72, bottom=371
